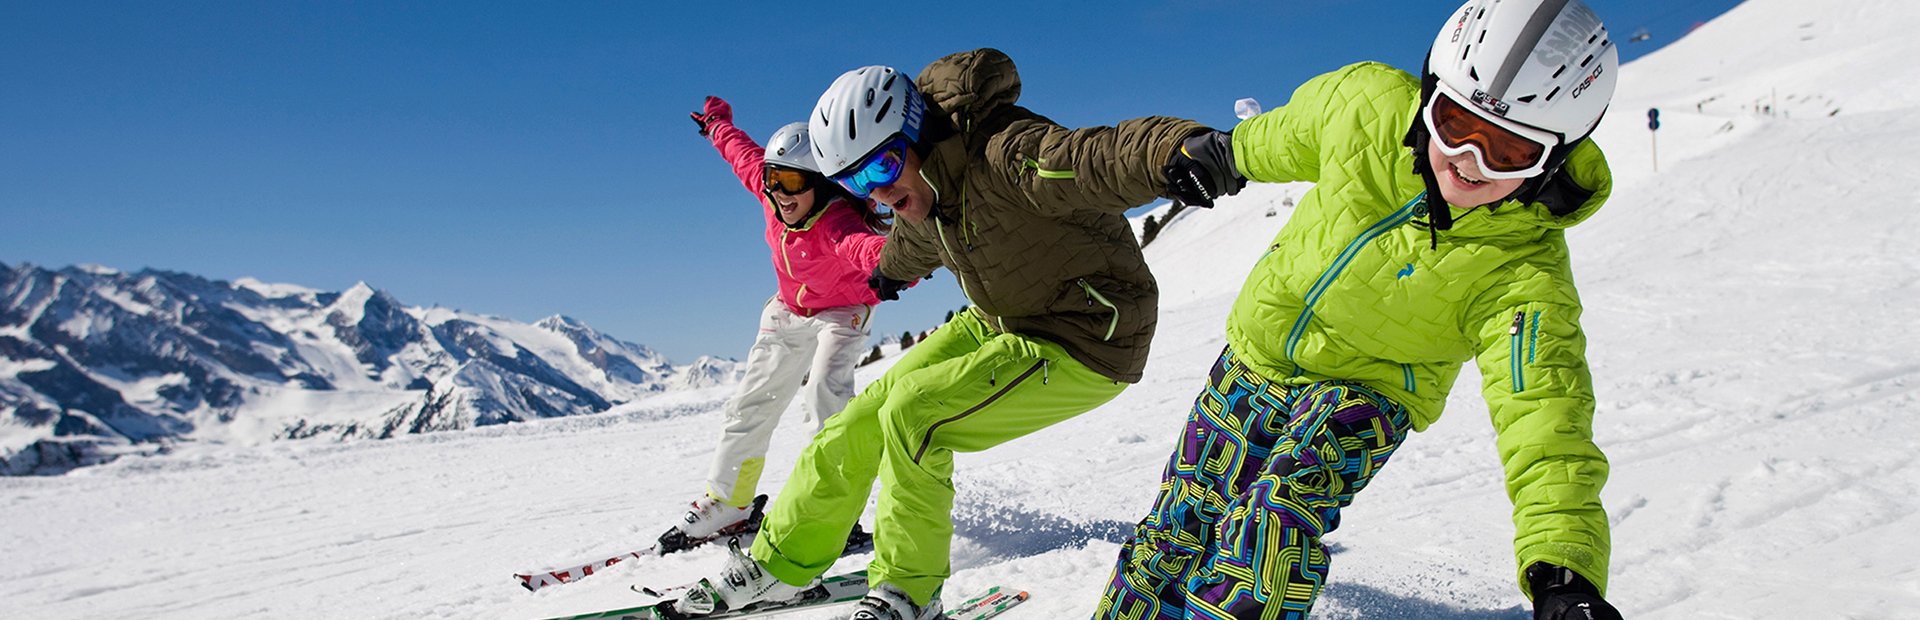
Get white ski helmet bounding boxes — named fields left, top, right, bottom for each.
left=809, top=65, right=927, bottom=177
left=1427, top=0, right=1618, bottom=143
left=764, top=122, right=818, bottom=172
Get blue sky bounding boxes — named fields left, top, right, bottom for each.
left=0, top=0, right=1741, bottom=362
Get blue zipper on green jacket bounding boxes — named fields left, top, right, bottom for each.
left=1510, top=310, right=1526, bottom=392
left=1284, top=193, right=1427, bottom=376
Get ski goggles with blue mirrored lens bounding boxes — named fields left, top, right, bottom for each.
left=830, top=135, right=911, bottom=198
left=1422, top=84, right=1562, bottom=180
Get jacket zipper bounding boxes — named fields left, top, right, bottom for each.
left=914, top=359, right=1047, bottom=463
left=1528, top=310, right=1544, bottom=364
left=934, top=218, right=978, bottom=306
left=1078, top=278, right=1120, bottom=341
left=781, top=229, right=804, bottom=308
left=1023, top=157, right=1076, bottom=179
left=1283, top=193, right=1426, bottom=375
left=1509, top=310, right=1526, bottom=393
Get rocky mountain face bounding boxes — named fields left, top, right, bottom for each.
left=0, top=262, right=738, bottom=475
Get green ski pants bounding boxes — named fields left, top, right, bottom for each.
left=751, top=309, right=1128, bottom=604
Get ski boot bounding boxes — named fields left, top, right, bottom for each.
left=657, top=494, right=766, bottom=554
left=674, top=538, right=813, bottom=616
left=847, top=582, right=942, bottom=620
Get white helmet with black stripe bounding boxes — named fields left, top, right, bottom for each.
left=764, top=122, right=818, bottom=172
left=1428, top=0, right=1618, bottom=143
left=809, top=65, right=927, bottom=177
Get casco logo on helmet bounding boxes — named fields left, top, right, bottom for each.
left=1570, top=65, right=1604, bottom=99
left=1470, top=89, right=1512, bottom=117
left=1533, top=3, right=1604, bottom=68
left=1449, top=8, right=1471, bottom=43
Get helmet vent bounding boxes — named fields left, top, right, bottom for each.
left=882, top=73, right=897, bottom=90
left=846, top=109, right=857, bottom=140
left=1587, top=33, right=1599, bottom=44
left=1544, top=86, right=1562, bottom=101
left=1517, top=94, right=1538, bottom=103
left=1461, top=45, right=1473, bottom=61
left=1470, top=66, right=1480, bottom=81
left=1579, top=54, right=1595, bottom=67
left=874, top=97, right=894, bottom=124
left=1551, top=65, right=1566, bottom=79
left=864, top=89, right=875, bottom=105
left=1478, top=30, right=1488, bottom=43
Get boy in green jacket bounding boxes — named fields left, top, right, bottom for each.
left=673, top=48, right=1239, bottom=620
left=1097, top=1, right=1626, bottom=619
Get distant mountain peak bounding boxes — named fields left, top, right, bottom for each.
left=0, top=262, right=739, bottom=475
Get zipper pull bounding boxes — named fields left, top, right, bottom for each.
left=1510, top=311, right=1525, bottom=335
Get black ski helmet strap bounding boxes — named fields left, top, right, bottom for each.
left=1406, top=68, right=1454, bottom=250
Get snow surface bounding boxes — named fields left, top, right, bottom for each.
left=5, top=0, right=1919, bottom=618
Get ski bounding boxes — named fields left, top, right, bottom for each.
left=515, top=496, right=768, bottom=592
left=630, top=526, right=875, bottom=598
left=942, top=585, right=1030, bottom=620
left=544, top=574, right=1027, bottom=620
left=541, top=570, right=870, bottom=620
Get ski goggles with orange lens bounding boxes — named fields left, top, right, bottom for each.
left=1422, top=85, right=1561, bottom=180
left=830, top=136, right=911, bottom=198
left=763, top=166, right=814, bottom=196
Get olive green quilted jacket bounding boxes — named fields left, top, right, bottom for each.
left=877, top=48, right=1203, bottom=382
left=1228, top=62, right=1614, bottom=595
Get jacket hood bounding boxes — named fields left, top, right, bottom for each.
left=1508, top=138, right=1611, bottom=230
left=915, top=48, right=1022, bottom=122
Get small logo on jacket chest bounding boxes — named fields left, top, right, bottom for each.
left=1396, top=263, right=1415, bottom=280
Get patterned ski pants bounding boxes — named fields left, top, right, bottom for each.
left=1095, top=346, right=1411, bottom=620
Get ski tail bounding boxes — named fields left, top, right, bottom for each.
left=517, top=548, right=659, bottom=592
left=944, top=585, right=1030, bottom=620
left=515, top=495, right=770, bottom=592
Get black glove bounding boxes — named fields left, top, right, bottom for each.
left=868, top=267, right=913, bottom=301
left=1527, top=563, right=1622, bottom=620
left=1162, top=129, right=1246, bottom=208
left=689, top=96, right=732, bottom=137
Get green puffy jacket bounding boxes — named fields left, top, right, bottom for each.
left=1228, top=62, right=1614, bottom=595
left=878, top=48, right=1204, bottom=382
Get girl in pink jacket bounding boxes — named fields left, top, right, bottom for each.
left=658, top=96, right=894, bottom=549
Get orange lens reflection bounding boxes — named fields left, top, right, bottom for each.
left=1429, top=94, right=1549, bottom=173
left=764, top=168, right=812, bottom=195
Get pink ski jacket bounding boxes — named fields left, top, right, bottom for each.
left=705, top=118, right=887, bottom=315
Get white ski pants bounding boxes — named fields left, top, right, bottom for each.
left=705, top=298, right=873, bottom=507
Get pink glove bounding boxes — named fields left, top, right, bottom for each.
left=689, top=96, right=733, bottom=136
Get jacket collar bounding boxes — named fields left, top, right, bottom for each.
left=918, top=135, right=970, bottom=223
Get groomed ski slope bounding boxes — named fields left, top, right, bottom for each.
left=4, top=0, right=1919, bottom=618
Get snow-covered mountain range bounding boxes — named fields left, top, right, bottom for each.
left=0, top=263, right=737, bottom=474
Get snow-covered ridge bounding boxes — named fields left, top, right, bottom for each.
left=0, top=262, right=738, bottom=475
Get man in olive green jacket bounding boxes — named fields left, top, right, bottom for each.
left=675, top=48, right=1237, bottom=620
left=1099, top=1, right=1627, bottom=619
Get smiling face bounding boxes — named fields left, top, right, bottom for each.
left=768, top=187, right=816, bottom=225
left=867, top=148, right=935, bottom=223
left=1427, top=139, right=1526, bottom=209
